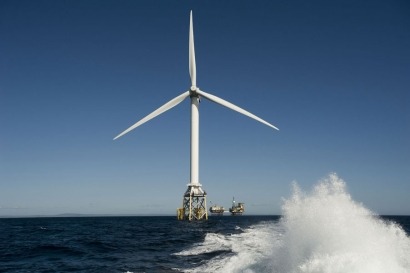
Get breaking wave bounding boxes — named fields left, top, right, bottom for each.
left=178, top=173, right=410, bottom=273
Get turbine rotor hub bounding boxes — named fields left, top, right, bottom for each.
left=190, top=86, right=199, bottom=97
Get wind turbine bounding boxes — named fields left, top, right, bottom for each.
left=114, top=11, right=279, bottom=220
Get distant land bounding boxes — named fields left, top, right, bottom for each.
left=0, top=213, right=176, bottom=218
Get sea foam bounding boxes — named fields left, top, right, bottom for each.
left=182, top=173, right=410, bottom=273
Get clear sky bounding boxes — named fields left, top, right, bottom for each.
left=1, top=0, right=409, bottom=216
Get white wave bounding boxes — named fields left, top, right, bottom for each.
left=174, top=233, right=233, bottom=256
left=179, top=221, right=284, bottom=272
left=182, top=173, right=410, bottom=273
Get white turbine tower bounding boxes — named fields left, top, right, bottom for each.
left=114, top=11, right=279, bottom=221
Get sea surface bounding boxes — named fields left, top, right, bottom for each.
left=1, top=175, right=410, bottom=273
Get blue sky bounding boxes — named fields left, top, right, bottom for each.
left=1, top=0, right=409, bottom=216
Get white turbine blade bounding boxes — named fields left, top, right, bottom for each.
left=114, top=91, right=190, bottom=140
left=196, top=89, right=279, bottom=131
left=189, top=10, right=196, bottom=87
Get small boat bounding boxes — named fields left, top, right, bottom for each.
left=209, top=202, right=225, bottom=214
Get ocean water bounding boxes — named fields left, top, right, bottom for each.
left=1, top=174, right=410, bottom=273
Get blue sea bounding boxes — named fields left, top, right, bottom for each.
left=1, top=176, right=410, bottom=273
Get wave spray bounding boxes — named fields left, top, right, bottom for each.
left=180, top=173, right=410, bottom=273
left=273, top=173, right=410, bottom=273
